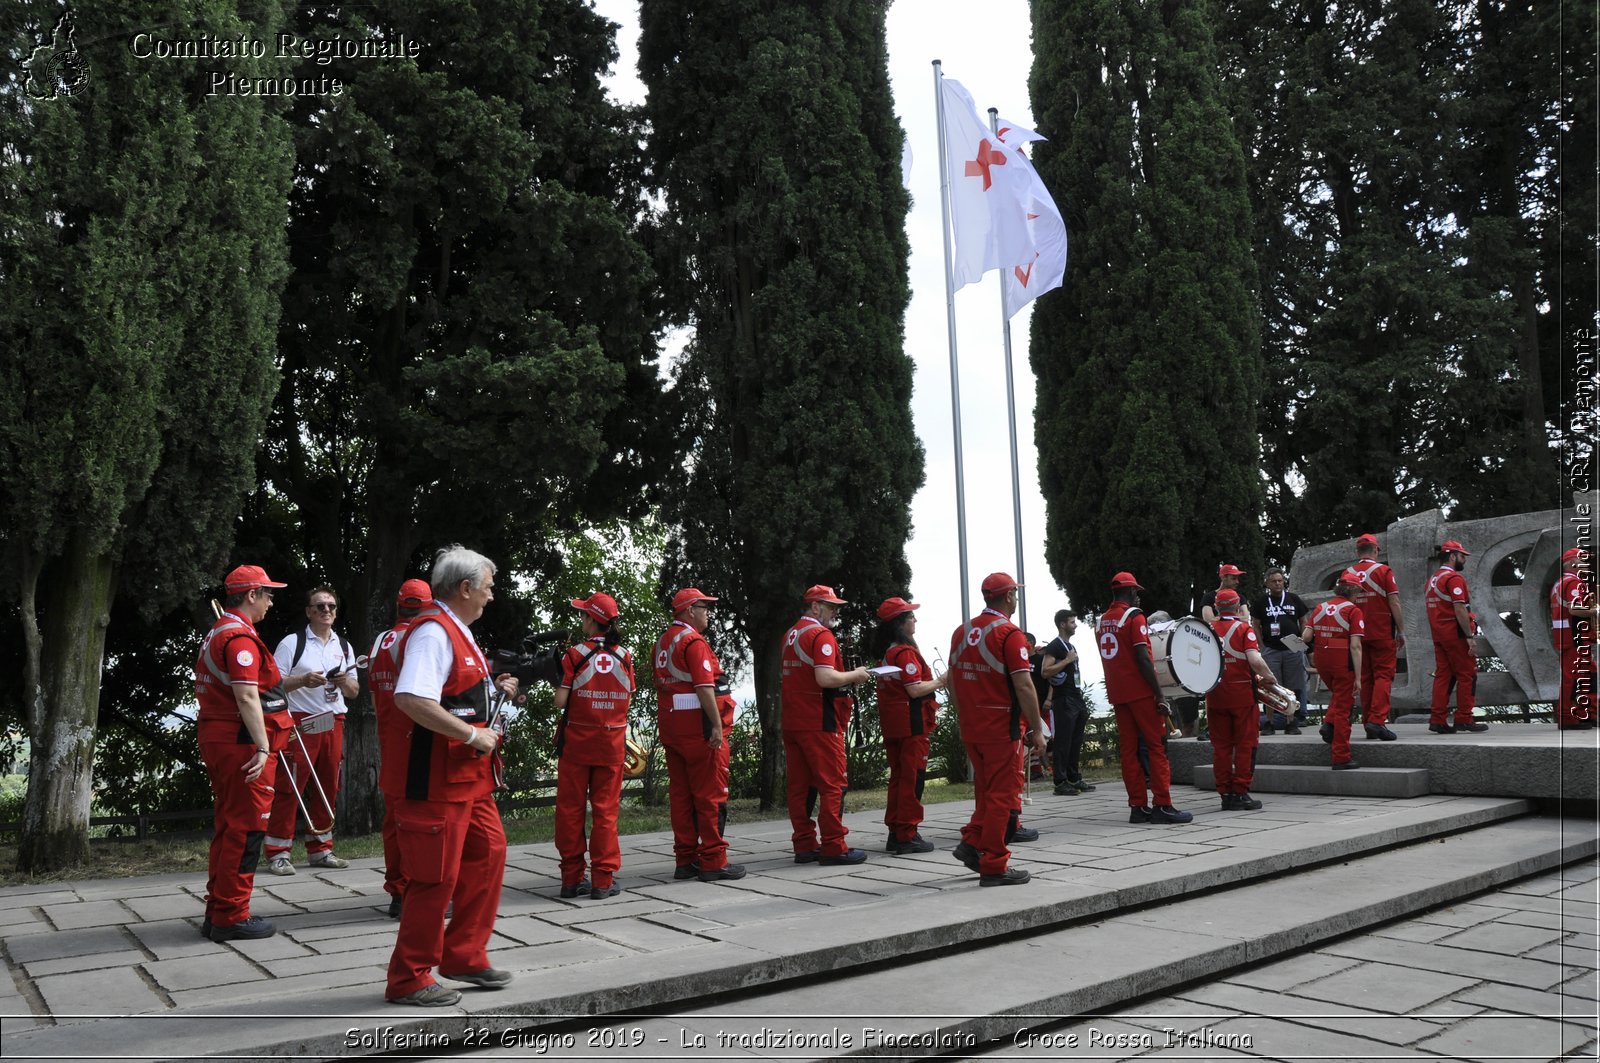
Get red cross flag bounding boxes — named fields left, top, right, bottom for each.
left=994, top=117, right=1067, bottom=317
left=941, top=77, right=1034, bottom=290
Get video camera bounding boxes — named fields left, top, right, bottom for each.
left=489, top=629, right=570, bottom=688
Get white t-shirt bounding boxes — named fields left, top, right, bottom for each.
left=273, top=627, right=355, bottom=717
left=395, top=603, right=482, bottom=703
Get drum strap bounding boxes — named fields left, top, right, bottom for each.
left=1217, top=619, right=1251, bottom=662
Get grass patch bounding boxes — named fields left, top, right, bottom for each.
left=0, top=773, right=1118, bottom=888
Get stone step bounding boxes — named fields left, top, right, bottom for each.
left=634, top=816, right=1597, bottom=1061
left=1193, top=762, right=1431, bottom=798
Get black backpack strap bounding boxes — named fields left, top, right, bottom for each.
left=291, top=628, right=307, bottom=670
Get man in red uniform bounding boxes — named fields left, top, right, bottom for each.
left=554, top=593, right=635, bottom=900
left=1348, top=533, right=1403, bottom=741
left=384, top=546, right=517, bottom=1007
left=656, top=588, right=745, bottom=881
left=1097, top=572, right=1192, bottom=824
left=1208, top=589, right=1278, bottom=810
left=1304, top=569, right=1366, bottom=769
left=949, top=573, right=1049, bottom=884
left=195, top=564, right=296, bottom=942
left=874, top=596, right=947, bottom=855
left=371, top=578, right=434, bottom=919
left=781, top=585, right=872, bottom=865
left=1553, top=547, right=1597, bottom=730
left=1426, top=540, right=1487, bottom=733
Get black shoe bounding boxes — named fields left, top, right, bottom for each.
left=589, top=882, right=621, bottom=900
left=1053, top=781, right=1078, bottom=795
left=1365, top=724, right=1397, bottom=741
left=793, top=850, right=820, bottom=864
left=1074, top=779, right=1096, bottom=792
left=697, top=863, right=746, bottom=882
left=952, top=841, right=981, bottom=872
left=1332, top=760, right=1361, bottom=771
left=1220, top=794, right=1238, bottom=811
left=1150, top=805, right=1193, bottom=824
left=1010, top=826, right=1040, bottom=843
left=1197, top=729, right=1210, bottom=743
left=1559, top=722, right=1596, bottom=730
left=1458, top=722, right=1489, bottom=733
left=884, top=836, right=899, bottom=853
left=1234, top=793, right=1263, bottom=810
left=674, top=863, right=700, bottom=880
left=1319, top=722, right=1334, bottom=744
left=386, top=896, right=402, bottom=919
left=209, top=915, right=275, bottom=941
left=818, top=849, right=867, bottom=866
left=980, top=867, right=1031, bottom=886
left=558, top=878, right=592, bottom=899
left=1260, top=723, right=1275, bottom=736
left=1129, top=806, right=1152, bottom=824
left=1428, top=724, right=1456, bottom=735
left=199, top=918, right=212, bottom=939
left=891, top=835, right=935, bottom=855
left=1283, top=724, right=1302, bottom=735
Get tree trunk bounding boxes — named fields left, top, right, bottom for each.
left=751, top=623, right=784, bottom=812
left=17, top=533, right=115, bottom=872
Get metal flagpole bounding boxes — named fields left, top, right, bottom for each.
left=989, top=108, right=1028, bottom=632
left=934, top=60, right=972, bottom=624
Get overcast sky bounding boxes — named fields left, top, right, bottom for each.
left=590, top=0, right=1108, bottom=694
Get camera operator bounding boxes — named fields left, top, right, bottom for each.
left=381, top=547, right=518, bottom=1008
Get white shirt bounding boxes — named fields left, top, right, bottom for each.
left=273, top=626, right=355, bottom=717
left=395, top=602, right=482, bottom=703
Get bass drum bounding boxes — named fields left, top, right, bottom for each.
left=1148, top=616, right=1222, bottom=696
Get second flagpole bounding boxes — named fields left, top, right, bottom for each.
left=988, top=107, right=1028, bottom=633
left=933, top=60, right=972, bottom=625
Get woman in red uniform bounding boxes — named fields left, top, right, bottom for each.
left=872, top=596, right=947, bottom=855
left=1303, top=569, right=1366, bottom=770
left=554, top=593, right=635, bottom=899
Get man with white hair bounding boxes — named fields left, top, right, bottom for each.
left=381, top=546, right=518, bottom=1007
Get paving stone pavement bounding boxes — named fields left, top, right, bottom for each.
left=0, top=784, right=1591, bottom=1061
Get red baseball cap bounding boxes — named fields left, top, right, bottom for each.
left=224, top=564, right=287, bottom=593
left=572, top=593, right=620, bottom=624
left=1337, top=567, right=1363, bottom=587
left=1217, top=563, right=1245, bottom=578
left=1563, top=547, right=1589, bottom=564
left=671, top=587, right=718, bottom=614
left=1215, top=588, right=1242, bottom=607
left=396, top=578, right=433, bottom=608
left=1110, top=571, right=1143, bottom=590
left=1356, top=533, right=1380, bottom=548
left=802, top=584, right=847, bottom=605
left=981, top=572, right=1021, bottom=596
left=1439, top=540, right=1470, bottom=556
left=876, top=596, right=920, bottom=621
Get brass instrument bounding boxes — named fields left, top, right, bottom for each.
left=623, top=735, right=649, bottom=779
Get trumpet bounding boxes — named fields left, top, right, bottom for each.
left=623, top=735, right=650, bottom=779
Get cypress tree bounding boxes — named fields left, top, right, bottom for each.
left=1029, top=0, right=1262, bottom=613
left=641, top=0, right=921, bottom=807
left=0, top=1, right=293, bottom=870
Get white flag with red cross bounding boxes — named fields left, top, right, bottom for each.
left=941, top=77, right=1035, bottom=289
left=994, top=117, right=1067, bottom=316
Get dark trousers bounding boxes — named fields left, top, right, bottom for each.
left=1050, top=688, right=1088, bottom=785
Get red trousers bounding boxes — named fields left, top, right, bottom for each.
left=381, top=804, right=405, bottom=901
left=1558, top=643, right=1597, bottom=727
left=1208, top=697, right=1258, bottom=794
left=385, top=794, right=505, bottom=998
left=663, top=738, right=731, bottom=871
left=265, top=715, right=343, bottom=857
left=961, top=739, right=1021, bottom=875
left=1359, top=639, right=1396, bottom=725
left=783, top=729, right=849, bottom=857
left=1430, top=636, right=1477, bottom=726
left=1114, top=696, right=1171, bottom=807
left=199, top=729, right=285, bottom=926
left=883, top=735, right=929, bottom=843
left=555, top=758, right=623, bottom=887
left=1317, top=650, right=1356, bottom=763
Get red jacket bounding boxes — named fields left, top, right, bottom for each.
left=195, top=611, right=291, bottom=744
left=654, top=621, right=733, bottom=740
left=377, top=608, right=494, bottom=803
left=559, top=638, right=635, bottom=765
left=949, top=609, right=1028, bottom=742
left=781, top=616, right=851, bottom=733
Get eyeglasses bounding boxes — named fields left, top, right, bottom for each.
left=691, top=603, right=712, bottom=612
left=255, top=588, right=275, bottom=600
left=311, top=602, right=337, bottom=612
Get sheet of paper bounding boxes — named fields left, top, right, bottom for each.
left=868, top=664, right=903, bottom=677
left=1279, top=634, right=1308, bottom=653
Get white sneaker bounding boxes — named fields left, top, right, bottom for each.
left=264, top=854, right=295, bottom=876
left=309, top=852, right=349, bottom=870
